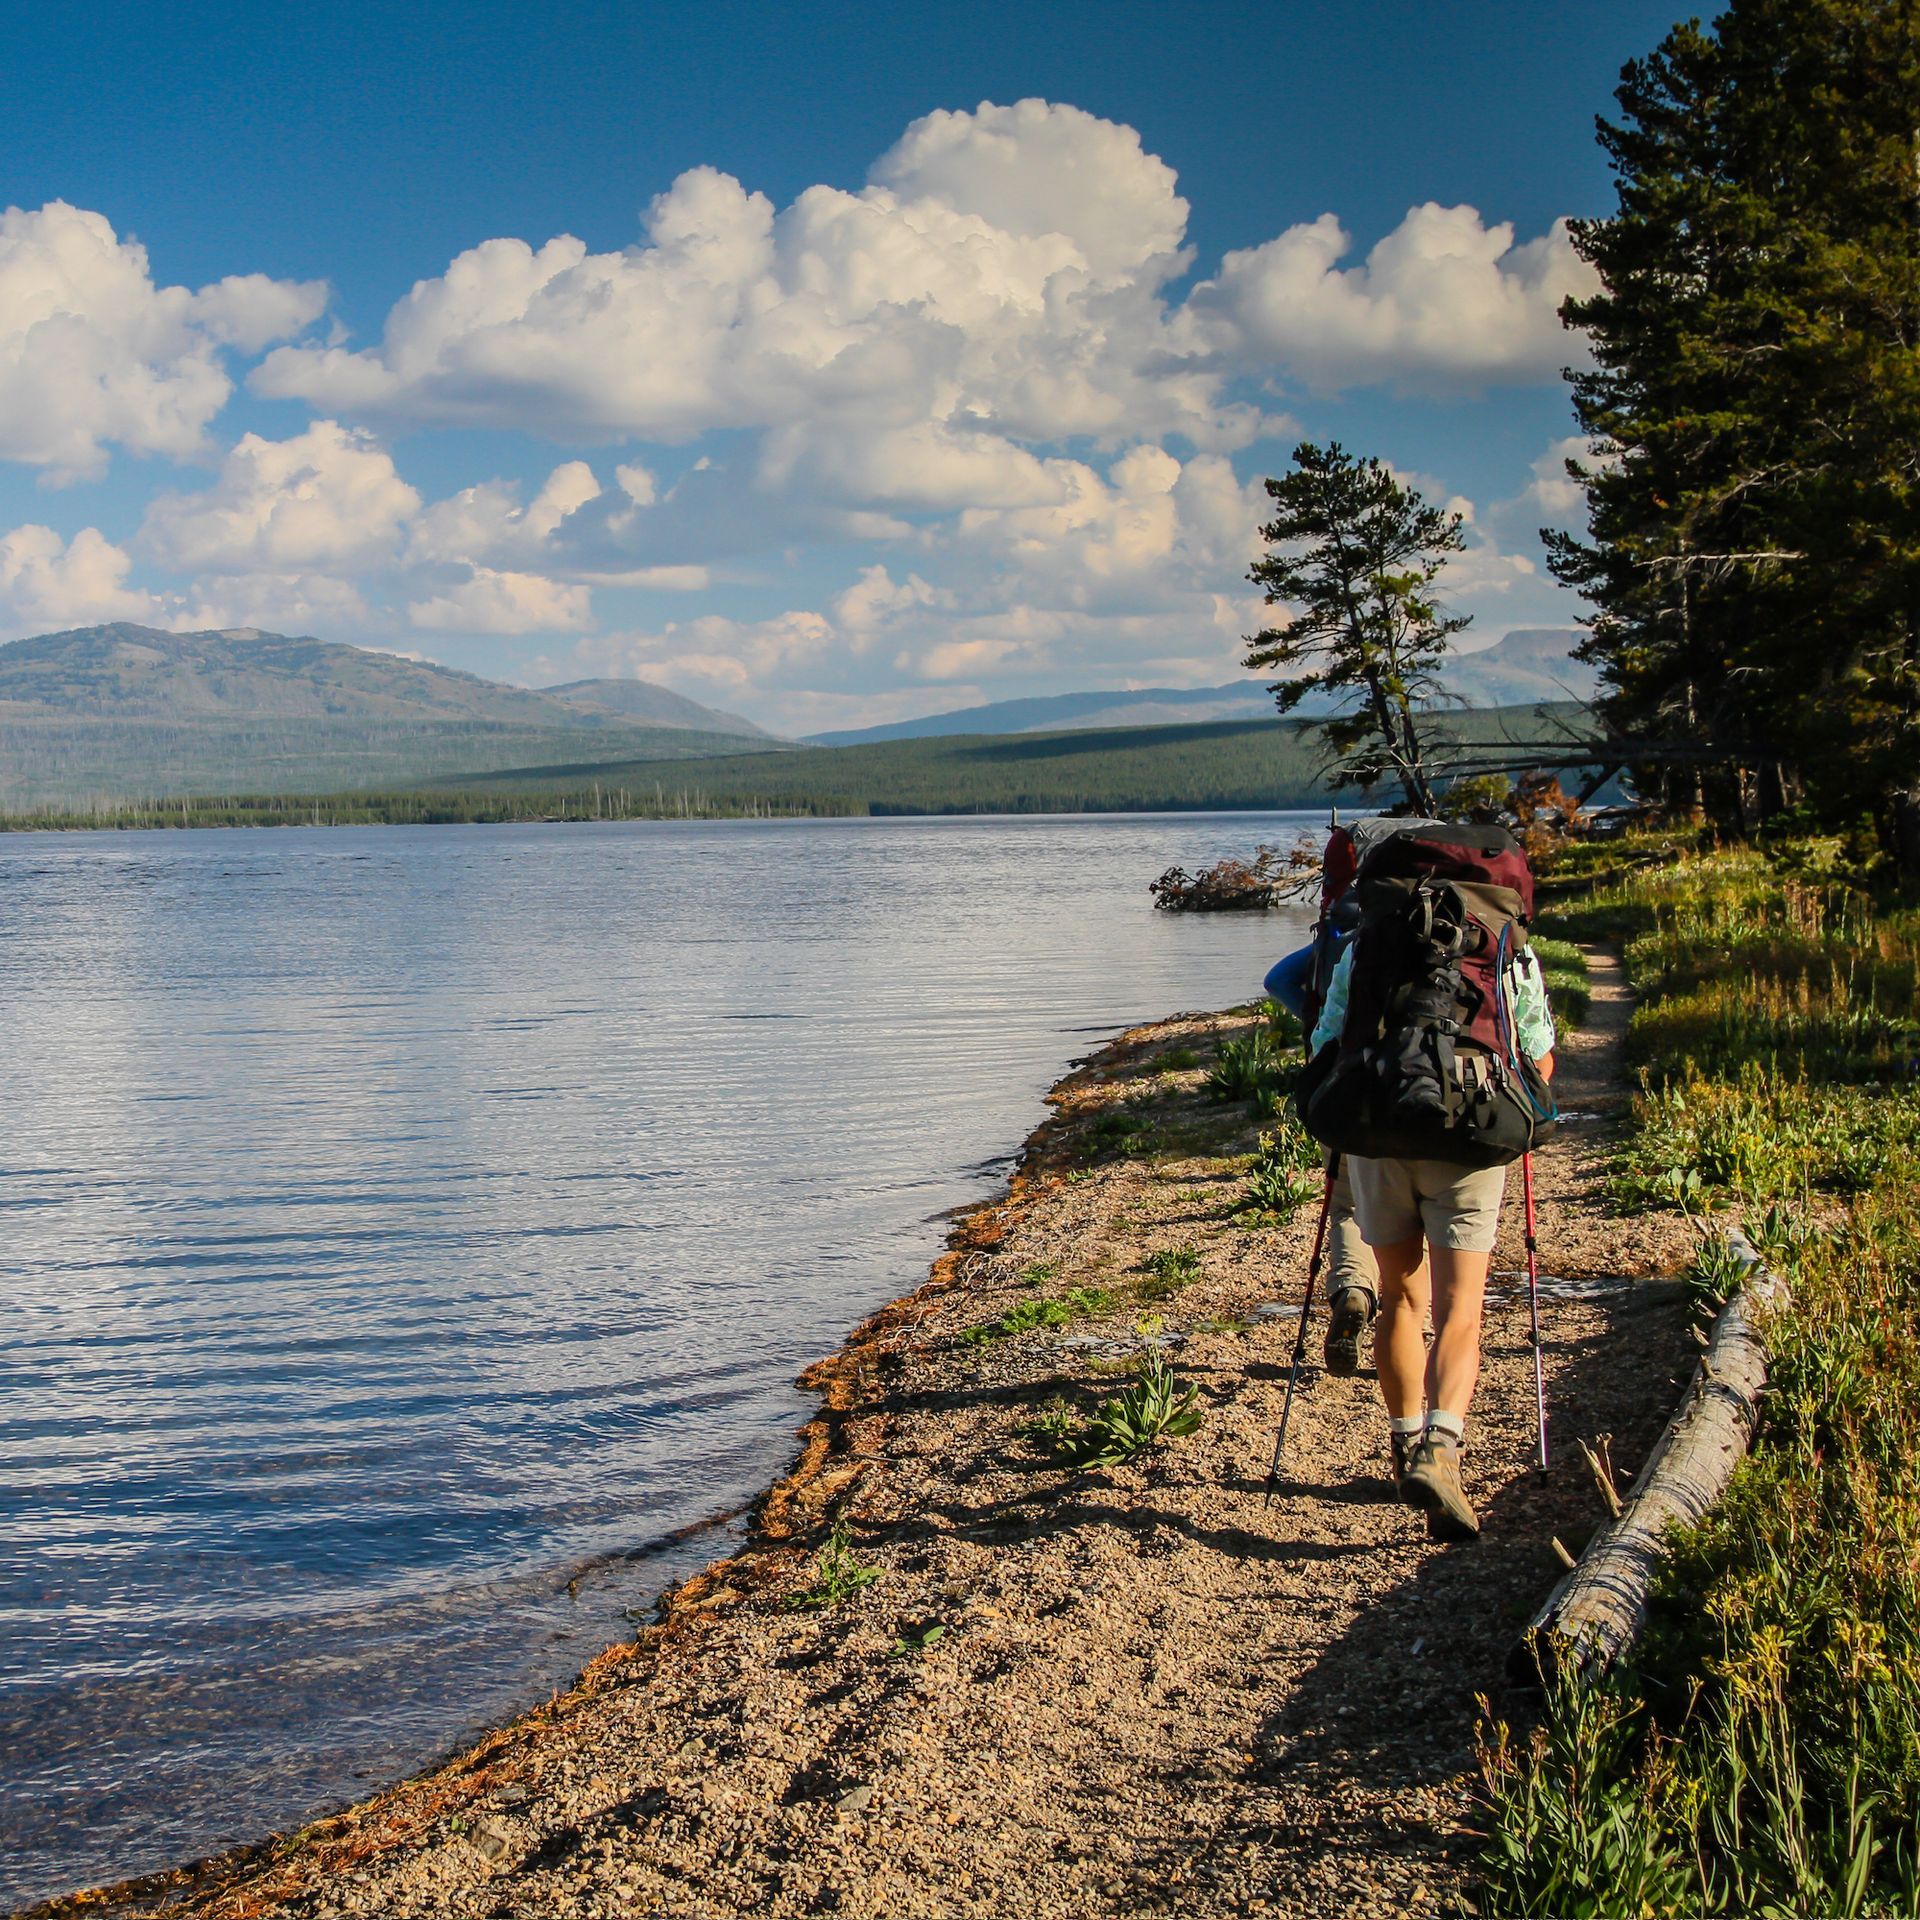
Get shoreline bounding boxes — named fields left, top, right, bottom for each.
left=21, top=1012, right=1131, bottom=1920
left=24, top=975, right=1698, bottom=1920
left=0, top=800, right=1329, bottom=835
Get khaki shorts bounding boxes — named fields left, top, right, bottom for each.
left=1346, top=1156, right=1509, bottom=1253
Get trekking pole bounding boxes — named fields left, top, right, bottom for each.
left=1522, top=1150, right=1549, bottom=1470
left=1263, top=1157, right=1339, bottom=1505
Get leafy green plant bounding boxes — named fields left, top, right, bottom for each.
left=961, top=1284, right=1112, bottom=1345
left=1745, top=1202, right=1814, bottom=1267
left=888, top=1622, right=945, bottom=1659
left=1018, top=1397, right=1081, bottom=1445
left=1018, top=1260, right=1059, bottom=1288
left=789, top=1523, right=881, bottom=1611
left=1475, top=1678, right=1695, bottom=1917
left=1068, top=1350, right=1205, bottom=1469
left=1136, top=1246, right=1201, bottom=1301
left=1686, top=1235, right=1751, bottom=1311
left=1204, top=1033, right=1282, bottom=1100
left=1258, top=996, right=1305, bottom=1045
left=1161, top=1046, right=1201, bottom=1071
left=1232, top=1118, right=1322, bottom=1222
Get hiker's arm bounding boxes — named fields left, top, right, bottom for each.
left=1310, top=945, right=1353, bottom=1054
left=1514, top=948, right=1557, bottom=1073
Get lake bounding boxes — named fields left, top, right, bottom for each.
left=0, top=812, right=1319, bottom=1906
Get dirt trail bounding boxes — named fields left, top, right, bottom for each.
left=42, top=950, right=1698, bottom=1920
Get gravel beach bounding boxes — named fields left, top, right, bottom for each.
left=31, top=947, right=1697, bottom=1920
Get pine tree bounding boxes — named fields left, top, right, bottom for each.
left=1244, top=442, right=1466, bottom=814
left=1557, top=0, right=1920, bottom=860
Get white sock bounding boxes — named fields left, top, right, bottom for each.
left=1390, top=1415, right=1425, bottom=1440
left=1427, top=1409, right=1466, bottom=1448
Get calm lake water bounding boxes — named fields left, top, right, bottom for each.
left=0, top=812, right=1318, bottom=1906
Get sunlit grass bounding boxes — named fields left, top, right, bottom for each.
left=1475, top=843, right=1920, bottom=1917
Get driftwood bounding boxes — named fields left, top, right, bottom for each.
left=1512, top=1229, right=1788, bottom=1685
left=1149, top=843, right=1316, bottom=913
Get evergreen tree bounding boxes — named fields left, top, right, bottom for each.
left=1244, top=442, right=1466, bottom=814
left=1557, top=0, right=1920, bottom=860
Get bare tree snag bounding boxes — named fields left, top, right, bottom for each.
left=1512, top=1230, right=1788, bottom=1685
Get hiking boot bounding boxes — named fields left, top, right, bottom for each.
left=1401, top=1440, right=1481, bottom=1541
left=1322, top=1285, right=1375, bottom=1378
left=1388, top=1430, right=1420, bottom=1502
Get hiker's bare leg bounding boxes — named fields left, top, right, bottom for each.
left=1371, top=1237, right=1431, bottom=1420
left=1425, top=1246, right=1492, bottom=1419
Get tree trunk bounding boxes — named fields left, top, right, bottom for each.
left=1511, top=1230, right=1787, bottom=1685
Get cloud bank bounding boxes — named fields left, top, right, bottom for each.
left=0, top=100, right=1596, bottom=719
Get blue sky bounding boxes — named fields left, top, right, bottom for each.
left=0, top=0, right=1686, bottom=730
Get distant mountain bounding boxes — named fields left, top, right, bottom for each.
left=540, top=677, right=774, bottom=739
left=1449, top=629, right=1599, bottom=708
left=0, top=624, right=624, bottom=727
left=805, top=683, right=1268, bottom=745
left=805, top=628, right=1597, bottom=746
left=0, top=624, right=779, bottom=808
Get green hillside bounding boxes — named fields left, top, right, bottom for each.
left=426, top=703, right=1592, bottom=816
left=0, top=717, right=782, bottom=810
left=1, top=705, right=1601, bottom=830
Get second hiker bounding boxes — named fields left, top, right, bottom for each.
left=1297, top=820, right=1557, bottom=1541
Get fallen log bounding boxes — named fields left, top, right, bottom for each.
left=1511, top=1228, right=1788, bottom=1685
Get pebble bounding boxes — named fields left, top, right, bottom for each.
left=469, top=1821, right=514, bottom=1865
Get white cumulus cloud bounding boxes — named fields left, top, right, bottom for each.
left=407, top=567, right=593, bottom=633
left=0, top=201, right=325, bottom=481
left=249, top=99, right=1248, bottom=469
left=0, top=524, right=153, bottom=632
left=142, top=421, right=420, bottom=572
left=1193, top=203, right=1596, bottom=393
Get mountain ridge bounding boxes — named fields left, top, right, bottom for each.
left=538, top=676, right=771, bottom=738
left=803, top=627, right=1596, bottom=746
left=0, top=624, right=774, bottom=735
left=0, top=624, right=781, bottom=809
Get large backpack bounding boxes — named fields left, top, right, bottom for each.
left=1297, top=822, right=1558, bottom=1168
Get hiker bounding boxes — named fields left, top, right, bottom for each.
left=1262, top=816, right=1449, bottom=1377
left=1298, top=822, right=1557, bottom=1541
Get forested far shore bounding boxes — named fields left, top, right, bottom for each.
left=0, top=704, right=1599, bottom=830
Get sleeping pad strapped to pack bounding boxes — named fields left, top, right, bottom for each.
left=1297, top=821, right=1558, bottom=1168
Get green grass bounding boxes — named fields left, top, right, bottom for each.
left=1475, top=844, right=1920, bottom=1918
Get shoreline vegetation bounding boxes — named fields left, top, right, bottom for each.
left=0, top=705, right=1593, bottom=831
left=26, top=884, right=1699, bottom=1920
left=1477, top=843, right=1920, bottom=1916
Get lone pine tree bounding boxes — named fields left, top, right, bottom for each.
left=1244, top=442, right=1466, bottom=815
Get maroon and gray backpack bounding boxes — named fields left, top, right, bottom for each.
left=1297, top=822, right=1557, bottom=1168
